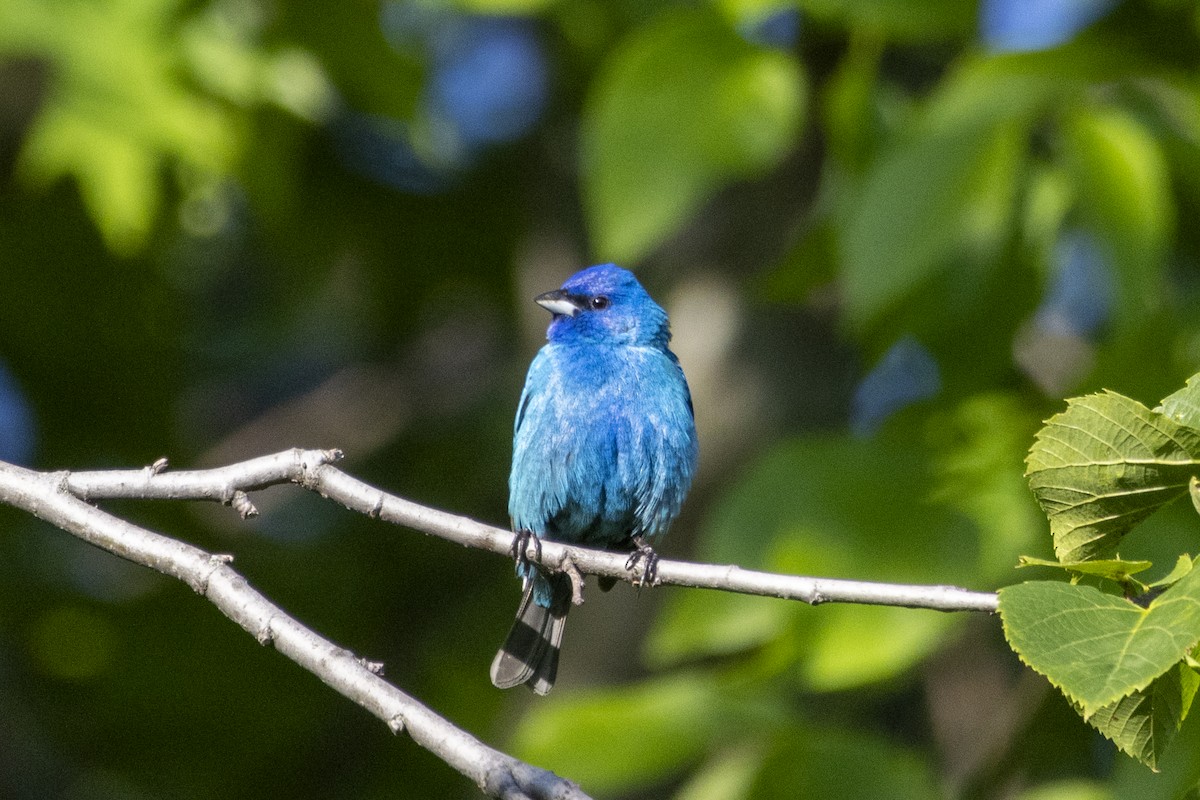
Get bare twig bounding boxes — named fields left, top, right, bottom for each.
left=0, top=459, right=588, bottom=800
left=65, top=448, right=1000, bottom=613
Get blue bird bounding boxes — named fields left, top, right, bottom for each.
left=491, top=264, right=699, bottom=694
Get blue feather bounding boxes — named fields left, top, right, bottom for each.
left=491, top=264, right=698, bottom=693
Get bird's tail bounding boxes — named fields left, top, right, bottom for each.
left=490, top=572, right=571, bottom=695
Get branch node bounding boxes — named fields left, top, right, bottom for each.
left=359, top=657, right=386, bottom=675
left=0, top=454, right=624, bottom=799
left=230, top=490, right=258, bottom=519
left=255, top=615, right=278, bottom=646
left=487, top=763, right=586, bottom=800
left=195, top=554, right=234, bottom=597
left=293, top=448, right=342, bottom=489
left=368, top=493, right=385, bottom=519
left=48, top=470, right=71, bottom=496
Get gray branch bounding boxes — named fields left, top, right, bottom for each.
left=66, top=448, right=1001, bottom=613
left=12, top=447, right=999, bottom=798
left=0, top=458, right=587, bottom=800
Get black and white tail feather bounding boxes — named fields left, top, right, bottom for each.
left=490, top=572, right=572, bottom=695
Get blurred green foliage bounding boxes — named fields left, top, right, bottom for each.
left=2, top=0, right=1200, bottom=798
left=582, top=7, right=805, bottom=263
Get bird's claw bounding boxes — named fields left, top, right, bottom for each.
left=510, top=529, right=542, bottom=571
left=625, top=536, right=659, bottom=587
left=561, top=554, right=586, bottom=606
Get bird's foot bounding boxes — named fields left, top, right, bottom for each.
left=510, top=529, right=542, bottom=571
left=624, top=535, right=660, bottom=588
left=561, top=554, right=586, bottom=606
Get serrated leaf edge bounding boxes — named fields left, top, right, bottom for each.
left=998, top=584, right=1200, bottom=715
left=1025, top=390, right=1200, bottom=561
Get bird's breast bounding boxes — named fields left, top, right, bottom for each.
left=508, top=344, right=695, bottom=546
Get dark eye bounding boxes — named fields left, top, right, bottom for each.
left=590, top=296, right=610, bottom=310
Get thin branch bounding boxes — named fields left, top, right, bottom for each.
left=20, top=448, right=1003, bottom=796
left=0, top=459, right=588, bottom=800
left=66, top=448, right=1001, bottom=613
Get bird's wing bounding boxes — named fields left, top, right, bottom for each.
left=680, top=363, right=695, bottom=421
left=509, top=348, right=572, bottom=533
left=608, top=348, right=697, bottom=540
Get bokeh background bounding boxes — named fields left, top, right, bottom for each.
left=2, top=0, right=1200, bottom=797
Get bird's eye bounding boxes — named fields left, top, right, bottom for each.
left=590, top=296, right=610, bottom=310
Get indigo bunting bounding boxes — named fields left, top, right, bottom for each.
left=491, top=264, right=698, bottom=694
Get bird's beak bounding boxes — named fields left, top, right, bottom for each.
left=535, top=289, right=583, bottom=318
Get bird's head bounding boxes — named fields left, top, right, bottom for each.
left=535, top=264, right=671, bottom=347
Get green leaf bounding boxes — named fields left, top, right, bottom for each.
left=1158, top=374, right=1200, bottom=432
left=1152, top=557, right=1197, bottom=590
left=3, top=0, right=238, bottom=254
left=674, top=744, right=765, bottom=800
left=1015, top=779, right=1112, bottom=800
left=820, top=32, right=889, bottom=175
left=582, top=8, right=805, bottom=264
left=1084, top=663, right=1200, bottom=770
left=999, top=564, right=1200, bottom=714
left=749, top=723, right=940, bottom=798
left=1025, top=391, right=1200, bottom=562
left=21, top=109, right=163, bottom=254
left=1018, top=556, right=1154, bottom=583
left=181, top=12, right=335, bottom=122
left=833, top=47, right=1116, bottom=333
left=510, top=673, right=764, bottom=794
left=1110, top=688, right=1200, bottom=800
left=839, top=115, right=1024, bottom=331
left=929, top=393, right=1046, bottom=579
left=800, top=604, right=949, bottom=690
left=1060, top=106, right=1172, bottom=324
